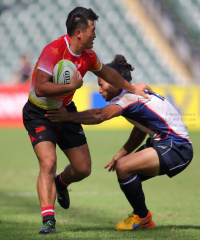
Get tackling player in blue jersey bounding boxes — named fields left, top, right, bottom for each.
left=46, top=55, right=193, bottom=230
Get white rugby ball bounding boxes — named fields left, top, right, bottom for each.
left=53, top=59, right=76, bottom=85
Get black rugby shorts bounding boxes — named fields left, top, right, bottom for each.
left=136, top=137, right=193, bottom=181
left=23, top=100, right=87, bottom=150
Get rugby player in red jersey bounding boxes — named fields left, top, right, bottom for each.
left=23, top=7, right=152, bottom=234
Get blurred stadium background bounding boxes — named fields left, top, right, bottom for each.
left=0, top=0, right=199, bottom=130
left=1, top=0, right=200, bottom=83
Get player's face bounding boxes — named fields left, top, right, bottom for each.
left=98, top=77, right=119, bottom=101
left=81, top=20, right=96, bottom=49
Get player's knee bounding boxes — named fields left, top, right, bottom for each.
left=75, top=165, right=91, bottom=180
left=40, top=158, right=56, bottom=175
left=80, top=166, right=91, bottom=179
left=83, top=167, right=91, bottom=178
left=115, top=160, right=128, bottom=179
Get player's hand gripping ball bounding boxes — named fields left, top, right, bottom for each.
left=53, top=60, right=76, bottom=85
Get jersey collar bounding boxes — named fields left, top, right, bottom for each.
left=64, top=35, right=82, bottom=57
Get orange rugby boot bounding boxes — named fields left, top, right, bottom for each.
left=139, top=220, right=155, bottom=229
left=114, top=211, right=152, bottom=231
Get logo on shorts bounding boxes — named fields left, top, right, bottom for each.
left=79, top=129, right=84, bottom=135
left=35, top=126, right=46, bottom=133
left=157, top=145, right=168, bottom=149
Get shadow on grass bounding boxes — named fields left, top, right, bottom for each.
left=66, top=225, right=200, bottom=232
left=1, top=219, right=200, bottom=240
left=1, top=191, right=200, bottom=240
left=155, top=225, right=200, bottom=230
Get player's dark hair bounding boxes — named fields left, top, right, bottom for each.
left=106, top=55, right=134, bottom=82
left=66, top=7, right=99, bottom=36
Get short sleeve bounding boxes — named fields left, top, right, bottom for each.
left=37, top=43, right=62, bottom=75
left=84, top=50, right=102, bottom=72
left=109, top=92, right=140, bottom=114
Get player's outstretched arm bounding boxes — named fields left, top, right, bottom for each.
left=35, top=69, right=83, bottom=97
left=45, top=104, right=122, bottom=124
left=94, top=65, right=153, bottom=99
left=104, top=127, right=147, bottom=172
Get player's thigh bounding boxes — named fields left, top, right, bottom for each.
left=57, top=112, right=90, bottom=173
left=34, top=141, right=57, bottom=170
left=116, top=147, right=160, bottom=177
left=63, top=144, right=91, bottom=174
left=23, top=100, right=58, bottom=161
left=26, top=125, right=57, bottom=169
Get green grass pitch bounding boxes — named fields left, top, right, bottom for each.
left=0, top=129, right=200, bottom=240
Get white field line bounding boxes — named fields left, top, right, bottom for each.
left=3, top=191, right=122, bottom=197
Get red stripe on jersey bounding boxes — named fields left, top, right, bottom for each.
left=123, top=101, right=190, bottom=143
left=62, top=92, right=74, bottom=106
left=144, top=103, right=190, bottom=142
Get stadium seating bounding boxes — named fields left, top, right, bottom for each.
left=166, top=0, right=200, bottom=45
left=141, top=0, right=200, bottom=82
left=0, top=0, right=190, bottom=83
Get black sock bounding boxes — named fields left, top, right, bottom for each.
left=43, top=215, right=56, bottom=224
left=118, top=175, right=148, bottom=218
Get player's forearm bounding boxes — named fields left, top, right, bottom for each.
left=118, top=128, right=146, bottom=157
left=124, top=129, right=147, bottom=154
left=67, top=109, right=105, bottom=125
left=113, top=73, right=135, bottom=93
left=105, top=69, right=131, bottom=90
left=35, top=81, right=76, bottom=97
left=112, top=141, right=139, bottom=163
left=114, top=147, right=129, bottom=159
left=116, top=141, right=138, bottom=158
left=123, top=138, right=143, bottom=154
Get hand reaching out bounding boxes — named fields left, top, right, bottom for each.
left=45, top=107, right=69, bottom=122
left=104, top=153, right=122, bottom=172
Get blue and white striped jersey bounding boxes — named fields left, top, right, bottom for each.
left=109, top=89, right=191, bottom=144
